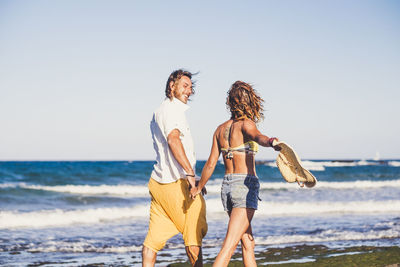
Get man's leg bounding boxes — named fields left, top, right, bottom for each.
left=142, top=245, right=157, bottom=267
left=182, top=182, right=207, bottom=267
left=142, top=179, right=180, bottom=266
left=185, top=246, right=203, bottom=267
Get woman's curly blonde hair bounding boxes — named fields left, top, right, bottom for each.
left=226, top=81, right=264, bottom=123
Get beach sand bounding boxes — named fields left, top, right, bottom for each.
left=6, top=243, right=399, bottom=266
left=166, top=245, right=400, bottom=267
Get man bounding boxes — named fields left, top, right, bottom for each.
left=142, top=69, right=207, bottom=267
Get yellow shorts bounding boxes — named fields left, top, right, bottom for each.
left=143, top=178, right=208, bottom=252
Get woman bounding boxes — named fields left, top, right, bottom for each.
left=190, top=81, right=280, bottom=266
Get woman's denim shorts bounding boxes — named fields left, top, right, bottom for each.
left=221, top=173, right=260, bottom=212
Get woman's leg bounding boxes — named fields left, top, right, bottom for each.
left=240, top=224, right=256, bottom=267
left=213, top=208, right=255, bottom=267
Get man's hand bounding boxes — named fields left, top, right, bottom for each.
left=187, top=175, right=196, bottom=189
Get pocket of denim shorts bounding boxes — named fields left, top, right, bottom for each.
left=245, top=178, right=261, bottom=201
left=244, top=177, right=259, bottom=189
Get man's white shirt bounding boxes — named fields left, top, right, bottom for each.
left=150, top=97, right=196, bottom=184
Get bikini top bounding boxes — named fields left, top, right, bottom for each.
left=221, top=141, right=259, bottom=158
left=221, top=120, right=259, bottom=159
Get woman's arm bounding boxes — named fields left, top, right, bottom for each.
left=190, top=130, right=221, bottom=199
left=242, top=119, right=280, bottom=150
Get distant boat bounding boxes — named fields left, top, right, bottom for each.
left=373, top=151, right=380, bottom=161
left=331, top=160, right=356, bottom=163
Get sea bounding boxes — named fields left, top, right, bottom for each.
left=1, top=159, right=400, bottom=266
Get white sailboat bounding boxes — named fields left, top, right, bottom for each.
left=373, top=151, right=380, bottom=161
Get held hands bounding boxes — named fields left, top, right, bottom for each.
left=190, top=186, right=201, bottom=199
left=198, top=180, right=207, bottom=197
left=188, top=179, right=207, bottom=200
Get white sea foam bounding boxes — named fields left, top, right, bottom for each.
left=6, top=227, right=399, bottom=256
left=301, top=161, right=326, bottom=171
left=188, top=179, right=400, bottom=192
left=205, top=198, right=400, bottom=218
left=1, top=199, right=400, bottom=229
left=321, top=180, right=400, bottom=189
left=0, top=205, right=150, bottom=229
left=389, top=161, right=400, bottom=167
left=255, top=224, right=400, bottom=246
left=264, top=160, right=383, bottom=170
left=4, top=183, right=150, bottom=197
left=2, top=179, right=400, bottom=196
left=260, top=180, right=400, bottom=190
left=256, top=200, right=400, bottom=216
left=15, top=226, right=400, bottom=254
left=0, top=183, right=18, bottom=189
left=28, top=242, right=143, bottom=253
left=256, top=180, right=400, bottom=191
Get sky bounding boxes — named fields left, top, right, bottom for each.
left=0, top=0, right=399, bottom=161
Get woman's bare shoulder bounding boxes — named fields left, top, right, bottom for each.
left=242, top=118, right=257, bottom=128
left=214, top=120, right=232, bottom=135
left=241, top=118, right=259, bottom=137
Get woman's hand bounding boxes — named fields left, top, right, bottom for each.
left=268, top=137, right=281, bottom=151
left=196, top=180, right=207, bottom=196
left=190, top=186, right=201, bottom=199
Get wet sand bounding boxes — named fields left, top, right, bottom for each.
left=16, top=244, right=400, bottom=266
left=167, top=245, right=400, bottom=267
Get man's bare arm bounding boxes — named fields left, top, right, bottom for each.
left=167, top=129, right=196, bottom=187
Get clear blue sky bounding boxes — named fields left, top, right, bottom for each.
left=1, top=0, right=399, bottom=160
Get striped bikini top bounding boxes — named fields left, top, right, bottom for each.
left=221, top=141, right=259, bottom=158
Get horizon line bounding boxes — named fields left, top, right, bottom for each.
left=0, top=158, right=399, bottom=162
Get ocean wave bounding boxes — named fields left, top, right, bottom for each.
left=0, top=239, right=143, bottom=253
left=261, top=200, right=400, bottom=216
left=0, top=183, right=18, bottom=189
left=4, top=226, right=399, bottom=254
left=389, top=161, right=400, bottom=167
left=260, top=180, right=400, bottom=190
left=28, top=243, right=143, bottom=253
left=263, top=160, right=400, bottom=170
left=256, top=230, right=400, bottom=246
left=1, top=179, right=400, bottom=197
left=255, top=223, right=400, bottom=246
left=1, top=200, right=400, bottom=229
left=0, top=205, right=150, bottom=229
left=205, top=198, right=400, bottom=217
left=0, top=183, right=150, bottom=196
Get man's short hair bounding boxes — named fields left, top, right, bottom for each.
left=165, top=69, right=196, bottom=99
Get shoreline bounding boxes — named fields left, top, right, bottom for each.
left=166, top=244, right=400, bottom=267
left=4, top=243, right=400, bottom=266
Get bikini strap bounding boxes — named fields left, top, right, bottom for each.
left=226, top=121, right=234, bottom=159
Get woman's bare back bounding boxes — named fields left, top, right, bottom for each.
left=216, top=119, right=257, bottom=175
